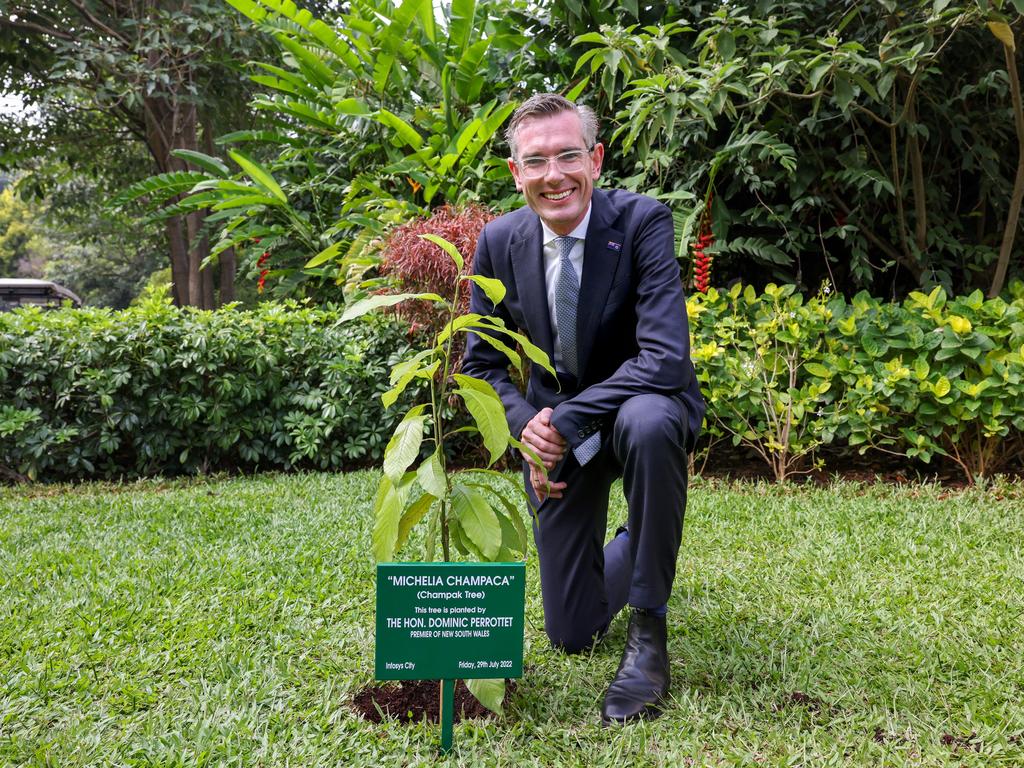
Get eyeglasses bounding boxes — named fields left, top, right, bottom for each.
left=515, top=147, right=593, bottom=179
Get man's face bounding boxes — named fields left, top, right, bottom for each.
left=508, top=110, right=604, bottom=236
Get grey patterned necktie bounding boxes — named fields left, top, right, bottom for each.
left=554, top=235, right=602, bottom=467
left=555, top=236, right=579, bottom=376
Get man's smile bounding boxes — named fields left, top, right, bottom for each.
left=542, top=188, right=575, bottom=201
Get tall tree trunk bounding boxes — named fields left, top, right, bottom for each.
left=907, top=95, right=928, bottom=257
left=166, top=216, right=190, bottom=306
left=991, top=37, right=1024, bottom=298
left=203, top=116, right=234, bottom=306
left=142, top=46, right=212, bottom=307
left=185, top=209, right=204, bottom=308
left=219, top=247, right=237, bottom=306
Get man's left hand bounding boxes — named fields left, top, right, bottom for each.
left=529, top=464, right=566, bottom=502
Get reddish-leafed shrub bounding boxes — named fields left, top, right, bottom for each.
left=380, top=204, right=495, bottom=339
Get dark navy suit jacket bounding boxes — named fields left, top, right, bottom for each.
left=462, top=187, right=705, bottom=456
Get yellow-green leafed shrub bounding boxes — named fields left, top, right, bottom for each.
left=688, top=281, right=1024, bottom=483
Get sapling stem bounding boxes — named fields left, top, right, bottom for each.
left=430, top=272, right=464, bottom=563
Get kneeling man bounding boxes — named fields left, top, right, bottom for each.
left=461, top=93, right=705, bottom=724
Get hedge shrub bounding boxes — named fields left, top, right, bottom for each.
left=0, top=299, right=418, bottom=481
left=690, top=281, right=1024, bottom=482
left=4, top=284, right=1023, bottom=484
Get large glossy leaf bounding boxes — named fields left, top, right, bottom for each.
left=453, top=375, right=510, bottom=466
left=449, top=0, right=477, bottom=54
left=451, top=484, right=501, bottom=560
left=466, top=678, right=505, bottom=715
left=396, top=492, right=435, bottom=553
left=305, top=240, right=344, bottom=269
left=341, top=292, right=446, bottom=322
left=416, top=450, right=447, bottom=497
left=461, top=274, right=506, bottom=306
left=171, top=150, right=230, bottom=177
left=228, top=150, right=287, bottom=203
left=275, top=34, right=336, bottom=88
left=376, top=110, right=425, bottom=152
left=372, top=473, right=406, bottom=561
left=383, top=405, right=427, bottom=483
left=419, top=233, right=464, bottom=271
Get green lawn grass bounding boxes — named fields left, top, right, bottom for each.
left=1, top=473, right=1022, bottom=766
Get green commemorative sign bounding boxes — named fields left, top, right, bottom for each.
left=375, top=562, right=526, bottom=681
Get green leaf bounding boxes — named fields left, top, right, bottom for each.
left=396, top=492, right=435, bottom=553
left=453, top=375, right=511, bottom=466
left=416, top=450, right=447, bottom=498
left=228, top=150, right=287, bottom=203
left=382, top=360, right=439, bottom=408
left=451, top=484, right=501, bottom=560
left=341, top=292, right=447, bottom=322
left=333, top=98, right=371, bottom=116
left=376, top=109, right=425, bottom=152
left=833, top=73, right=855, bottom=113
left=383, top=405, right=427, bottom=483
left=717, top=30, right=736, bottom=61
left=109, top=171, right=210, bottom=208
left=419, top=233, right=464, bottom=271
left=804, top=363, right=833, bottom=378
left=462, top=473, right=530, bottom=556
left=171, top=149, right=230, bottom=177
left=466, top=329, right=522, bottom=375
left=373, top=474, right=405, bottom=561
left=305, top=241, right=345, bottom=269
left=466, top=678, right=505, bottom=715
left=461, top=274, right=506, bottom=306
left=476, top=318, right=555, bottom=377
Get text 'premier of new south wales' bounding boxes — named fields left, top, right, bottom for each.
left=376, top=568, right=524, bottom=678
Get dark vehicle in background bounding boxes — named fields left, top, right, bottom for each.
left=0, top=279, right=83, bottom=311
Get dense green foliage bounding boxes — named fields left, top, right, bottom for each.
left=117, top=0, right=548, bottom=302
left=2, top=472, right=1022, bottom=765
left=691, top=280, right=1024, bottom=481
left=120, top=0, right=1024, bottom=304
left=0, top=300, right=418, bottom=481
left=577, top=0, right=1024, bottom=297
left=10, top=0, right=1024, bottom=304
left=4, top=283, right=1022, bottom=483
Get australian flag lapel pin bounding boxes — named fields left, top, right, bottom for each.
left=607, top=240, right=622, bottom=252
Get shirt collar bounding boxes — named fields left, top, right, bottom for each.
left=540, top=202, right=593, bottom=245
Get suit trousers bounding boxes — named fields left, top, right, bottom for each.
left=525, top=393, right=690, bottom=652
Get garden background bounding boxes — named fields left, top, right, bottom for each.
left=2, top=0, right=1024, bottom=764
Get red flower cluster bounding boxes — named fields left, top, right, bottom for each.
left=256, top=251, right=270, bottom=294
left=692, top=215, right=714, bottom=294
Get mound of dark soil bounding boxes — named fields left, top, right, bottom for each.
left=352, top=679, right=516, bottom=724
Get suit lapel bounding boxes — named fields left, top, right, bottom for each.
left=576, top=189, right=623, bottom=378
left=509, top=216, right=555, bottom=360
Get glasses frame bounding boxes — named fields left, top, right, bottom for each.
left=514, top=145, right=596, bottom=179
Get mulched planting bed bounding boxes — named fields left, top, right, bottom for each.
left=353, top=680, right=517, bottom=724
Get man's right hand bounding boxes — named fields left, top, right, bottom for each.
left=520, top=407, right=567, bottom=470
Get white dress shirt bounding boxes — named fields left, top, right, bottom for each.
left=540, top=203, right=592, bottom=372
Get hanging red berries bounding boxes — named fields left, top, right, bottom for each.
left=256, top=251, right=270, bottom=294
left=691, top=198, right=714, bottom=294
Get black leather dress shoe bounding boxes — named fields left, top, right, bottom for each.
left=601, top=608, right=670, bottom=725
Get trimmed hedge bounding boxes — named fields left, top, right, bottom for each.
left=4, top=283, right=1023, bottom=483
left=691, top=282, right=1024, bottom=482
left=0, top=299, right=418, bottom=481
